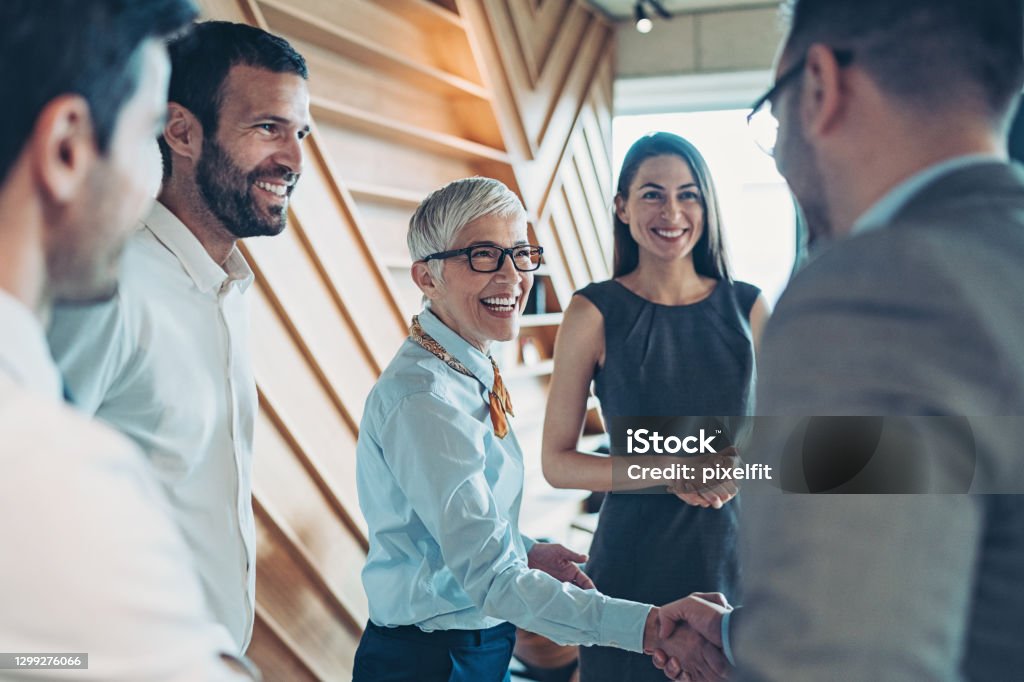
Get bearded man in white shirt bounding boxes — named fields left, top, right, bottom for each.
left=0, top=2, right=257, bottom=679
left=48, top=21, right=312, bottom=653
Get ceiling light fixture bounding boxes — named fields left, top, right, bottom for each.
left=634, top=1, right=653, bottom=33
left=633, top=0, right=672, bottom=34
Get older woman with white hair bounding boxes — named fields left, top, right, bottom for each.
left=352, top=177, right=730, bottom=682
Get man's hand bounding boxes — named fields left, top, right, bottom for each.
left=655, top=622, right=729, bottom=682
left=527, top=542, right=595, bottom=589
left=650, top=593, right=733, bottom=680
left=658, top=593, right=731, bottom=646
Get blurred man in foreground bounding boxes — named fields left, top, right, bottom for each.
left=0, top=2, right=256, bottom=678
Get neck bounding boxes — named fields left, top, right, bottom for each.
left=826, top=119, right=1004, bottom=236
left=0, top=185, right=49, bottom=323
left=426, top=305, right=490, bottom=353
left=619, top=253, right=709, bottom=305
left=158, top=175, right=237, bottom=267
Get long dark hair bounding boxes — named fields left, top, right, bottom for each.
left=613, top=132, right=731, bottom=280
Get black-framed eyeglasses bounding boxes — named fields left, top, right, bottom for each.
left=747, top=49, right=854, bottom=156
left=421, top=244, right=545, bottom=273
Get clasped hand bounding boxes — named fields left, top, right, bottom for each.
left=666, top=446, right=742, bottom=509
left=645, top=593, right=734, bottom=681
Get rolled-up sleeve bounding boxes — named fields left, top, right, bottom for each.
left=379, top=391, right=651, bottom=651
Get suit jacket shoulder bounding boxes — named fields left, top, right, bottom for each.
left=759, top=161, right=1024, bottom=417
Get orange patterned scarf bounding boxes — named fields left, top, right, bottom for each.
left=409, top=315, right=514, bottom=439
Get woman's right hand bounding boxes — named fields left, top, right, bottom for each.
left=667, top=447, right=741, bottom=508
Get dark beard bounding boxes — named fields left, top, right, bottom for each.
left=195, top=136, right=296, bottom=239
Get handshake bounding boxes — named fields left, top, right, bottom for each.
left=527, top=544, right=734, bottom=680
left=643, top=593, right=734, bottom=681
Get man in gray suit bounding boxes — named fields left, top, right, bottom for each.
left=654, top=0, right=1024, bottom=679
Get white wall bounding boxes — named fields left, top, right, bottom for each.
left=616, top=5, right=783, bottom=78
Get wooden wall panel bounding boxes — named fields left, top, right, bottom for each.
left=247, top=610, right=321, bottom=682
left=315, top=125, right=484, bottom=196
left=245, top=229, right=383, bottom=416
left=248, top=285, right=367, bottom=537
left=193, top=1, right=616, bottom=678
left=252, top=513, right=360, bottom=678
left=299, top=42, right=473, bottom=141
left=253, top=411, right=369, bottom=622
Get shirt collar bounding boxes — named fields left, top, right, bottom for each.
left=418, top=304, right=496, bottom=390
left=0, top=289, right=61, bottom=398
left=852, top=154, right=1000, bottom=235
left=142, top=201, right=254, bottom=294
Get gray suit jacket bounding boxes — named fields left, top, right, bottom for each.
left=735, top=162, right=1024, bottom=680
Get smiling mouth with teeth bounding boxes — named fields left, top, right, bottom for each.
left=480, top=295, right=520, bottom=313
left=254, top=180, right=290, bottom=198
left=652, top=227, right=691, bottom=238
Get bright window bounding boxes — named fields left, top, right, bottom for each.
left=613, top=110, right=797, bottom=304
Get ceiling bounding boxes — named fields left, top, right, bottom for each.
left=585, top=0, right=778, bottom=20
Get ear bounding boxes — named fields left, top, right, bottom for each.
left=614, top=194, right=630, bottom=225
left=801, top=43, right=847, bottom=140
left=162, top=102, right=203, bottom=166
left=411, top=261, right=443, bottom=300
left=31, top=95, right=98, bottom=204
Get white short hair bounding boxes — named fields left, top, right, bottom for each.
left=408, top=177, right=527, bottom=281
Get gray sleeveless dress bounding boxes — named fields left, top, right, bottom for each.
left=576, top=278, right=759, bottom=682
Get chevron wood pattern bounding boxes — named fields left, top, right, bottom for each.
left=188, top=1, right=616, bottom=677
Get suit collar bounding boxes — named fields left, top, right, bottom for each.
left=852, top=155, right=1000, bottom=234
left=891, top=160, right=1024, bottom=226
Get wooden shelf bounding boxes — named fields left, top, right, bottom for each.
left=378, top=0, right=463, bottom=31
left=259, top=0, right=488, bottom=101
left=312, top=95, right=511, bottom=164
left=346, top=181, right=425, bottom=208
left=519, top=312, right=563, bottom=327
left=505, top=358, right=554, bottom=379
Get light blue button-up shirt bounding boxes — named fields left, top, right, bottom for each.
left=356, top=306, right=652, bottom=651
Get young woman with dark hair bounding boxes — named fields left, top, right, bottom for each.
left=542, top=132, right=770, bottom=682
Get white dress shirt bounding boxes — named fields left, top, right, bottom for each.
left=0, top=288, right=61, bottom=398
left=0, top=288, right=250, bottom=680
left=48, top=201, right=259, bottom=651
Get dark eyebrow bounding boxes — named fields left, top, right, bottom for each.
left=638, top=182, right=700, bottom=191
left=254, top=115, right=312, bottom=134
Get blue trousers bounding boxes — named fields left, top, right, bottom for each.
left=352, top=620, right=516, bottom=682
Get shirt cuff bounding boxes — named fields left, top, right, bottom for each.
left=220, top=652, right=261, bottom=680
left=520, top=533, right=536, bottom=554
left=722, top=609, right=735, bottom=665
left=599, top=598, right=654, bottom=653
